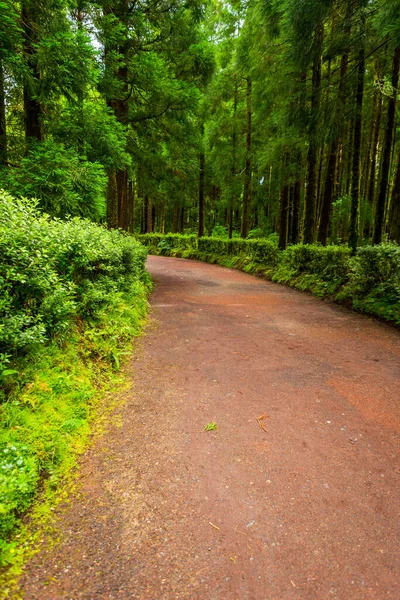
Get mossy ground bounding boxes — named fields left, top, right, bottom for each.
left=0, top=279, right=151, bottom=597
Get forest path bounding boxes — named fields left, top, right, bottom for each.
left=20, top=256, right=400, bottom=600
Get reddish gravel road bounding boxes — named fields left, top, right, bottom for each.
left=19, top=256, right=400, bottom=600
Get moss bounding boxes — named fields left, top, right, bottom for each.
left=0, top=279, right=150, bottom=582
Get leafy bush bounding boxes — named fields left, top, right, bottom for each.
left=342, top=244, right=400, bottom=323
left=274, top=245, right=351, bottom=294
left=0, top=444, right=39, bottom=544
left=137, top=233, right=197, bottom=256
left=0, top=140, right=107, bottom=220
left=0, top=191, right=147, bottom=360
left=0, top=190, right=149, bottom=563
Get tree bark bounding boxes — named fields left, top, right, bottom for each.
left=241, top=77, right=252, bottom=238
left=389, top=151, right=400, bottom=243
left=0, top=61, right=7, bottom=165
left=318, top=43, right=349, bottom=245
left=278, top=185, right=289, bottom=250
left=303, top=24, right=323, bottom=244
left=373, top=46, right=400, bottom=245
left=290, top=179, right=301, bottom=244
left=229, top=77, right=238, bottom=240
left=160, top=198, right=166, bottom=233
left=367, top=93, right=382, bottom=221
left=198, top=124, right=205, bottom=237
left=146, top=196, right=153, bottom=233
left=349, top=19, right=366, bottom=253
left=128, top=179, right=134, bottom=233
left=22, top=0, right=43, bottom=142
left=106, top=169, right=118, bottom=229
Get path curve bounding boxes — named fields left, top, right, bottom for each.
left=19, top=256, right=400, bottom=599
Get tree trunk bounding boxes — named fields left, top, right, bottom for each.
left=161, top=198, right=166, bottom=233
left=229, top=77, right=238, bottom=240
left=116, top=169, right=128, bottom=229
left=128, top=179, right=134, bottom=233
left=389, top=151, right=400, bottom=243
left=373, top=47, right=400, bottom=244
left=278, top=185, right=289, bottom=250
left=22, top=1, right=43, bottom=142
left=198, top=124, right=205, bottom=237
left=349, top=20, right=366, bottom=253
left=0, top=61, right=7, bottom=165
left=318, top=43, right=349, bottom=245
left=172, top=205, right=179, bottom=233
left=106, top=169, right=118, bottom=229
left=367, top=93, right=382, bottom=224
left=290, top=180, right=301, bottom=244
left=241, top=77, right=252, bottom=238
left=303, top=24, right=323, bottom=244
left=146, top=196, right=153, bottom=233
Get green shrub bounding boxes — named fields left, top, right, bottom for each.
left=0, top=190, right=149, bottom=563
left=0, top=140, right=107, bottom=220
left=342, top=244, right=400, bottom=323
left=274, top=244, right=351, bottom=294
left=0, top=191, right=147, bottom=359
left=137, top=233, right=197, bottom=256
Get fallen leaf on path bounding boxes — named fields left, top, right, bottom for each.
left=209, top=521, right=220, bottom=531
left=204, top=422, right=218, bottom=432
left=256, top=414, right=268, bottom=432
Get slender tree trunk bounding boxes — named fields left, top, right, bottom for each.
left=367, top=94, right=383, bottom=224
left=316, top=143, right=325, bottom=224
left=0, top=61, right=7, bottom=166
left=229, top=78, right=238, bottom=240
left=22, top=1, right=43, bottom=142
left=362, top=90, right=377, bottom=202
left=318, top=44, right=349, bottom=245
left=241, top=77, right=252, bottom=238
left=198, top=124, right=205, bottom=237
left=106, top=169, right=118, bottom=229
left=373, top=47, right=400, bottom=244
left=146, top=196, right=153, bottom=233
left=303, top=24, right=323, bottom=244
left=116, top=169, right=128, bottom=229
left=172, top=205, right=179, bottom=233
left=278, top=185, right=289, bottom=250
left=161, top=198, right=166, bottom=233
left=128, top=179, right=134, bottom=233
left=290, top=179, right=301, bottom=244
left=349, top=19, right=366, bottom=253
left=389, top=151, right=400, bottom=243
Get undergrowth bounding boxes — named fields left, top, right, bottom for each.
left=0, top=192, right=151, bottom=577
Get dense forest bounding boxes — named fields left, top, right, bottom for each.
left=0, top=0, right=399, bottom=249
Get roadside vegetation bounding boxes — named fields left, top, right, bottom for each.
left=0, top=192, right=149, bottom=567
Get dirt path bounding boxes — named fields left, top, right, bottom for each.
left=19, top=256, right=400, bottom=599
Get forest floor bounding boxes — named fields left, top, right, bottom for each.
left=17, top=255, right=400, bottom=599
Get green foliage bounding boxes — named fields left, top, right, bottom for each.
left=273, top=244, right=351, bottom=295
left=341, top=244, right=400, bottom=323
left=1, top=141, right=107, bottom=220
left=0, top=444, right=39, bottom=545
left=0, top=191, right=147, bottom=361
left=0, top=191, right=150, bottom=564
